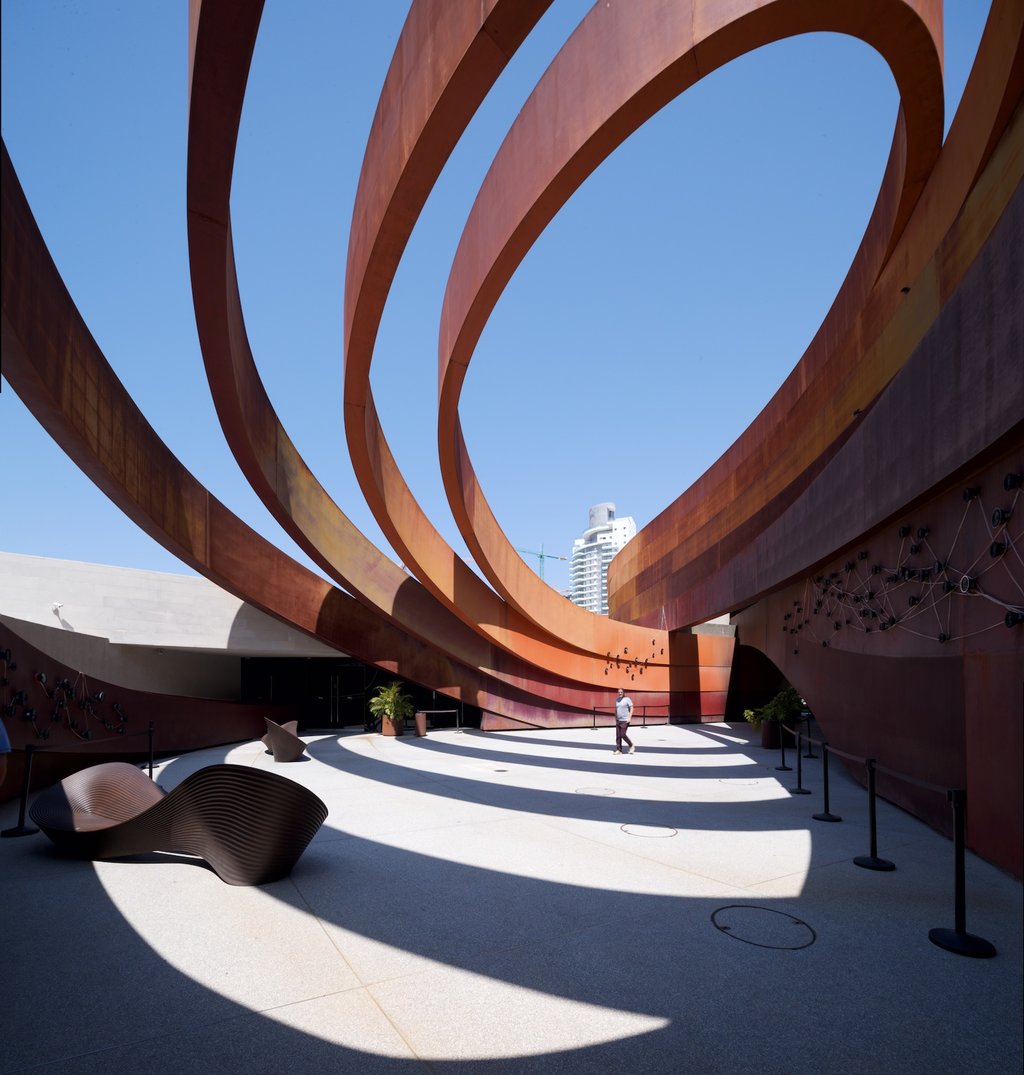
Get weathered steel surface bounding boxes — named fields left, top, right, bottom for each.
left=342, top=0, right=675, bottom=670
left=437, top=0, right=943, bottom=636
left=0, top=144, right=652, bottom=724
left=4, top=2, right=1021, bottom=872
left=609, top=0, right=1022, bottom=628
left=188, top=0, right=672, bottom=691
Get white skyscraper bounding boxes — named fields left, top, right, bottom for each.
left=569, top=503, right=636, bottom=615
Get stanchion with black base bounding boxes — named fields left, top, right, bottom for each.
left=802, top=715, right=817, bottom=758
left=813, top=744, right=842, bottom=822
left=148, top=721, right=155, bottom=778
left=775, top=726, right=792, bottom=772
left=790, top=731, right=811, bottom=795
left=1, top=743, right=39, bottom=838
left=854, top=759, right=895, bottom=871
left=929, top=789, right=997, bottom=958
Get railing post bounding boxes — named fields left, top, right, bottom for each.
left=776, top=723, right=792, bottom=772
left=812, top=744, right=842, bottom=822
left=802, top=715, right=817, bottom=758
left=148, top=721, right=155, bottom=778
left=854, top=759, right=895, bottom=871
left=2, top=744, right=40, bottom=838
left=790, top=730, right=811, bottom=794
left=929, top=790, right=997, bottom=957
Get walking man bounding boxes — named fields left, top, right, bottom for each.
left=614, top=688, right=635, bottom=754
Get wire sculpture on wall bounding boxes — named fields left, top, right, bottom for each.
left=784, top=473, right=1023, bottom=653
left=0, top=649, right=128, bottom=743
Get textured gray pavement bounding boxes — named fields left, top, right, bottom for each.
left=2, top=722, right=1021, bottom=1073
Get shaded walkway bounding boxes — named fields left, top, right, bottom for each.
left=2, top=723, right=1020, bottom=1073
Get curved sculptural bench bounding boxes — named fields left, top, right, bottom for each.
left=29, top=762, right=327, bottom=885
left=262, top=718, right=306, bottom=762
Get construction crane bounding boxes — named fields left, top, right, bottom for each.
left=516, top=544, right=568, bottom=581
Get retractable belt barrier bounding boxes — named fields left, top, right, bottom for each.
left=773, top=720, right=996, bottom=958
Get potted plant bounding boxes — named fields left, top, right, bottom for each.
left=743, top=686, right=803, bottom=749
left=368, top=681, right=414, bottom=737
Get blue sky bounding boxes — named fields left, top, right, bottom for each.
left=1, top=1, right=990, bottom=599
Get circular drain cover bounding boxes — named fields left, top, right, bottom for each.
left=575, top=787, right=617, bottom=796
left=621, top=824, right=677, bottom=838
left=711, top=905, right=816, bottom=950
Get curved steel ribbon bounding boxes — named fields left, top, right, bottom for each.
left=10, top=0, right=1016, bottom=729
left=435, top=0, right=944, bottom=632
left=1, top=143, right=628, bottom=726
left=341, top=0, right=678, bottom=673
left=188, top=0, right=661, bottom=693
left=609, top=0, right=1024, bottom=628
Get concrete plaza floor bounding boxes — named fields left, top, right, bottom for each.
left=2, top=722, right=1021, bottom=1073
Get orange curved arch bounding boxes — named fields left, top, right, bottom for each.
left=0, top=143, right=634, bottom=724
left=341, top=0, right=676, bottom=672
left=187, top=0, right=663, bottom=691
left=609, top=0, right=1024, bottom=628
left=435, top=0, right=944, bottom=635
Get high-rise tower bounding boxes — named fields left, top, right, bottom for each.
left=569, top=503, right=636, bottom=615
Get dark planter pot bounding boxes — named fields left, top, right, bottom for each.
left=414, top=711, right=427, bottom=737
left=381, top=716, right=404, bottom=737
left=760, top=721, right=781, bottom=749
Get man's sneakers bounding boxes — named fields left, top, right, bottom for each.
left=613, top=749, right=621, bottom=754
left=629, top=745, right=636, bottom=754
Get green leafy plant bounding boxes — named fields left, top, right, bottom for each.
left=743, top=686, right=803, bottom=729
left=368, top=681, right=415, bottom=727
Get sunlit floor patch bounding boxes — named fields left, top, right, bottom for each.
left=621, top=823, right=677, bottom=838
left=94, top=858, right=362, bottom=1010
left=366, top=965, right=670, bottom=1062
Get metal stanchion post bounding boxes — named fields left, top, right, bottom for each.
left=776, top=724, right=792, bottom=772
left=2, top=744, right=40, bottom=838
left=929, top=790, right=997, bottom=957
left=854, top=759, right=895, bottom=870
left=791, top=730, right=811, bottom=794
left=802, top=715, right=817, bottom=758
left=148, top=721, right=155, bottom=778
left=812, top=744, right=842, bottom=822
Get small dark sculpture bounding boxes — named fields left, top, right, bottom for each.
left=262, top=718, right=306, bottom=762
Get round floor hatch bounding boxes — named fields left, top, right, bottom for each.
left=621, top=824, right=677, bottom=838
left=711, top=905, right=816, bottom=949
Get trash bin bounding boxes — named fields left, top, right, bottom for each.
left=414, top=711, right=428, bottom=737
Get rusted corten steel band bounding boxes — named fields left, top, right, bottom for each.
left=609, top=0, right=1024, bottom=628
left=343, top=0, right=674, bottom=668
left=436, top=0, right=944, bottom=635
left=188, top=0, right=667, bottom=692
left=0, top=144, right=642, bottom=725
left=623, top=119, right=1024, bottom=630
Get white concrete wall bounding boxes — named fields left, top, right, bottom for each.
left=0, top=553, right=342, bottom=697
